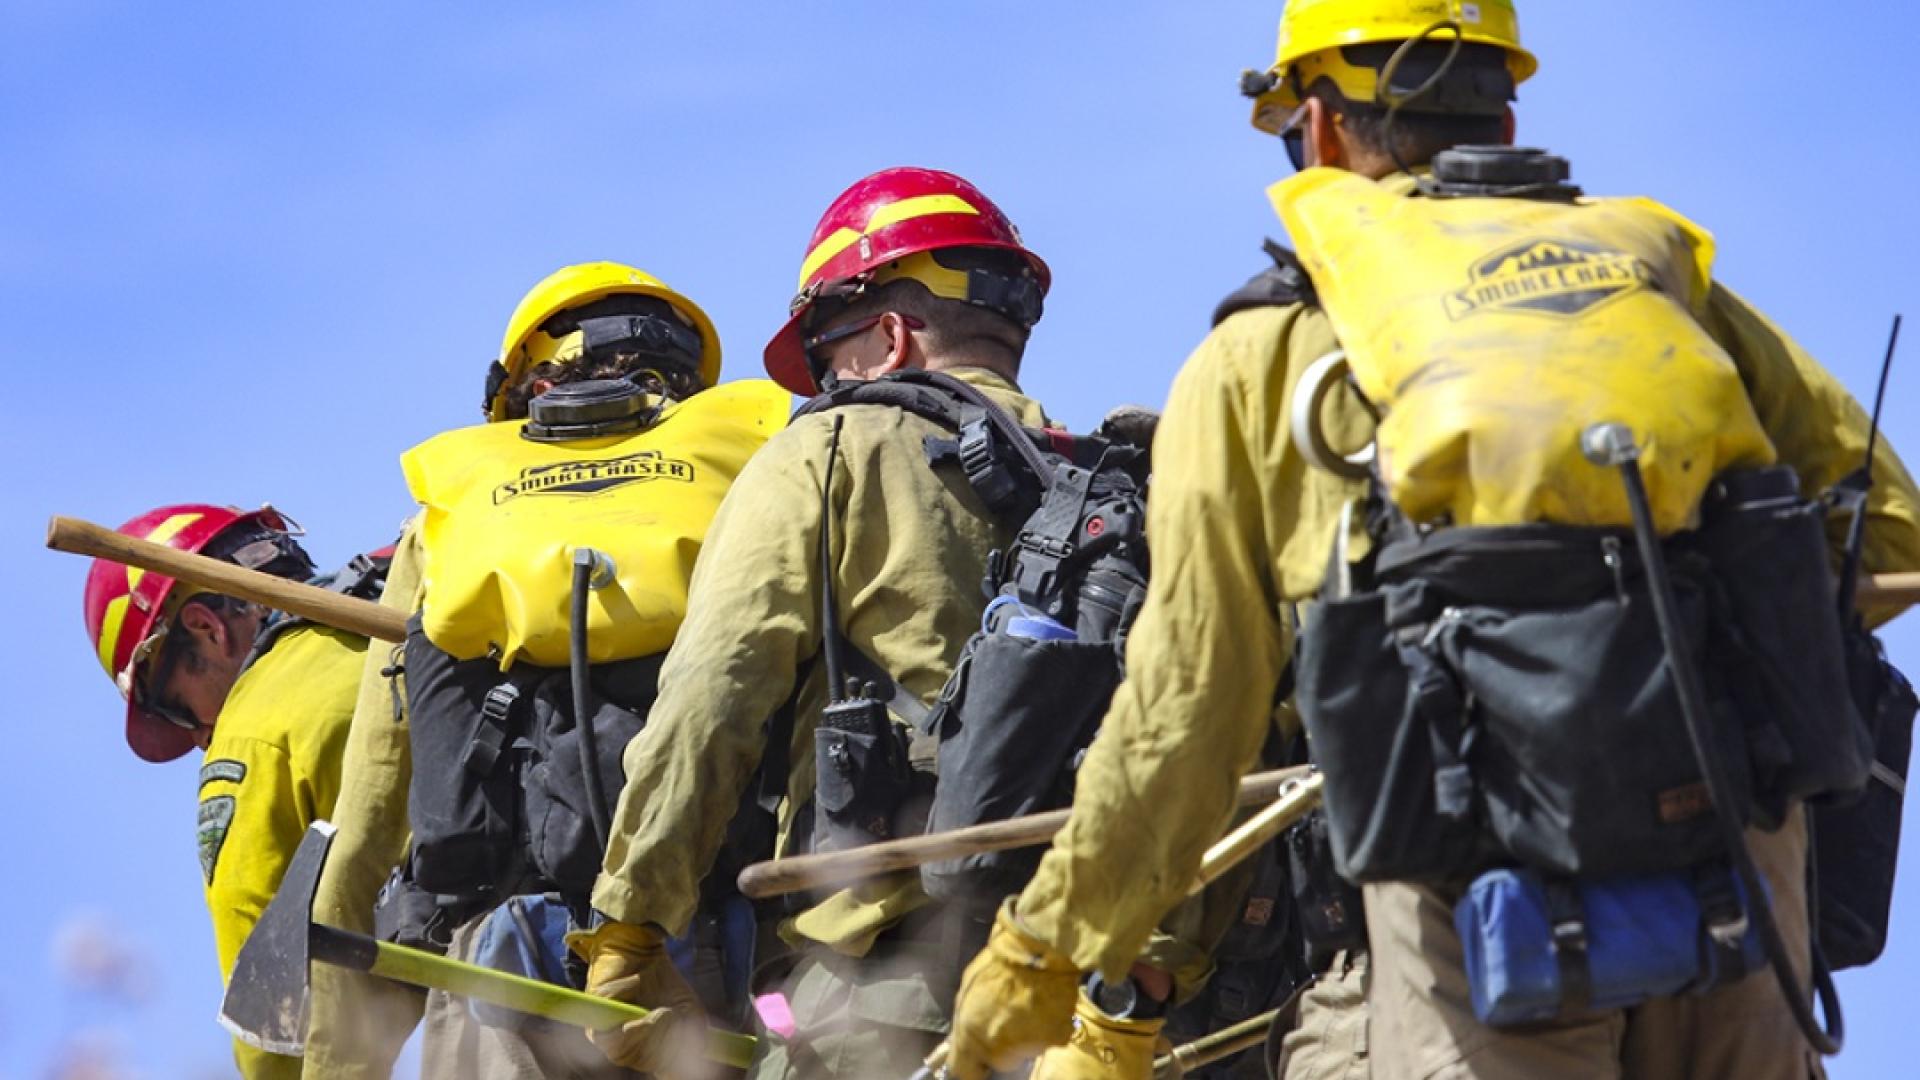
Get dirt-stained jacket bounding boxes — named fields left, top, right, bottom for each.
left=302, top=527, right=425, bottom=1080
left=1014, top=175, right=1920, bottom=982
left=591, top=367, right=1049, bottom=952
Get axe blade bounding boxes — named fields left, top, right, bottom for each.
left=218, top=821, right=336, bottom=1055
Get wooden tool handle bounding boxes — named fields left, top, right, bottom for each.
left=47, top=515, right=408, bottom=643
left=1865, top=572, right=1920, bottom=606
left=737, top=765, right=1311, bottom=900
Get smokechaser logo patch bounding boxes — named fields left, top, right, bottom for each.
left=1445, top=239, right=1653, bottom=321
left=493, top=451, right=695, bottom=504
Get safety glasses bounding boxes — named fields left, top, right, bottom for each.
left=1278, top=102, right=1311, bottom=173
left=802, top=312, right=926, bottom=360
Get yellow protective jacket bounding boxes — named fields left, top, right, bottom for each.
left=1015, top=172, right=1920, bottom=982
left=303, top=528, right=425, bottom=1080
left=200, top=624, right=365, bottom=1080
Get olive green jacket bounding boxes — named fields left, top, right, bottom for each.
left=592, top=367, right=1050, bottom=953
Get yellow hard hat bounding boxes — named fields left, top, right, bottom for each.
left=1245, top=0, right=1538, bottom=134
left=486, top=262, right=722, bottom=422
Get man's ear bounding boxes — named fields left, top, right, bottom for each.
left=1501, top=106, right=1516, bottom=146
left=878, top=312, right=919, bottom=373
left=172, top=601, right=227, bottom=661
left=1306, top=95, right=1345, bottom=171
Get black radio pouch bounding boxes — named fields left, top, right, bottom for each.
left=811, top=689, right=916, bottom=854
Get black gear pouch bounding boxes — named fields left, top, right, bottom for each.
left=522, top=655, right=660, bottom=894
left=1695, top=468, right=1871, bottom=824
left=403, top=617, right=528, bottom=897
left=919, top=631, right=1118, bottom=906
left=1296, top=588, right=1489, bottom=883
left=1299, top=526, right=1748, bottom=884
left=1814, top=629, right=1917, bottom=969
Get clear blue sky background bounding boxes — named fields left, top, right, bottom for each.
left=4, top=1, right=1917, bottom=1075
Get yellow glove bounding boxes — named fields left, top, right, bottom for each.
left=570, top=920, right=709, bottom=1077
left=947, top=900, right=1082, bottom=1080
left=1030, top=990, right=1165, bottom=1080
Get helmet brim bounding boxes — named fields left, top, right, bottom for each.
left=126, top=700, right=196, bottom=764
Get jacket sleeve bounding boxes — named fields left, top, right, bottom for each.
left=1708, top=285, right=1920, bottom=624
left=592, top=423, right=827, bottom=934
left=1015, top=311, right=1321, bottom=979
left=303, top=525, right=426, bottom=1080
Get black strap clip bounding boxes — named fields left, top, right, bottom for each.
left=463, top=682, right=521, bottom=777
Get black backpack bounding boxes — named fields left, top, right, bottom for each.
left=792, top=371, right=1151, bottom=905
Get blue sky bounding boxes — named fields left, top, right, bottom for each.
left=4, top=1, right=1917, bottom=1075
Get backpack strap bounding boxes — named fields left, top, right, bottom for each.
left=795, top=370, right=1063, bottom=520
left=241, top=549, right=394, bottom=670
left=1212, top=240, right=1319, bottom=327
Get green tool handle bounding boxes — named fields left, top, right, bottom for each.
left=311, top=925, right=758, bottom=1069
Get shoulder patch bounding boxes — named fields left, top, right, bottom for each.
left=1211, top=240, right=1319, bottom=327
left=198, top=795, right=236, bottom=884
left=199, top=759, right=247, bottom=789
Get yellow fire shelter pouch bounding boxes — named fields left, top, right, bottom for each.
left=1270, top=168, right=1776, bottom=534
left=402, top=379, right=791, bottom=668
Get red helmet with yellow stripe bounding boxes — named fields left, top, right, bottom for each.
left=81, top=504, right=303, bottom=762
left=765, top=167, right=1051, bottom=396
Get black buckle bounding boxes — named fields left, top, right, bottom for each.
left=462, top=683, right=520, bottom=777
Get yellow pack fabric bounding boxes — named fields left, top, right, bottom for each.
left=1270, top=168, right=1776, bottom=533
left=404, top=379, right=791, bottom=668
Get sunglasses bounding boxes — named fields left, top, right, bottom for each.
left=1278, top=102, right=1311, bottom=172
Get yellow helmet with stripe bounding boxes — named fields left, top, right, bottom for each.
left=764, top=167, right=1050, bottom=396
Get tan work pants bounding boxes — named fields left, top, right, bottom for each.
left=1277, top=950, right=1372, bottom=1080
left=1366, top=813, right=1825, bottom=1080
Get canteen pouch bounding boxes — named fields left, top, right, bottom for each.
left=920, top=631, right=1118, bottom=905
left=522, top=655, right=661, bottom=894
left=1696, top=468, right=1870, bottom=823
left=1455, top=866, right=1765, bottom=1027
left=1299, top=527, right=1750, bottom=884
left=1814, top=629, right=1917, bottom=969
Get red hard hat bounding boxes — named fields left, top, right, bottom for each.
left=81, top=504, right=296, bottom=763
left=765, top=167, right=1051, bottom=396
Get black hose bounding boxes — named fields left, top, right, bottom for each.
left=1604, top=433, right=1842, bottom=1055
left=572, top=552, right=611, bottom=855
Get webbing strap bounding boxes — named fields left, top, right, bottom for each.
left=1543, top=877, right=1592, bottom=1013
left=463, top=682, right=520, bottom=777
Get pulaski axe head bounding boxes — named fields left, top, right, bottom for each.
left=219, top=821, right=338, bottom=1055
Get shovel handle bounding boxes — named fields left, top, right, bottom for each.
left=739, top=766, right=1311, bottom=900
left=1186, top=774, right=1324, bottom=897
left=46, top=514, right=408, bottom=643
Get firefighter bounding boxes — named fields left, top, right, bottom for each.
left=301, top=262, right=785, bottom=1080
left=572, top=167, right=1080, bottom=1080
left=80, top=504, right=382, bottom=1080
left=944, top=3, right=1920, bottom=1080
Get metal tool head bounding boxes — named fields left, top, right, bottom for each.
left=218, top=821, right=335, bottom=1055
